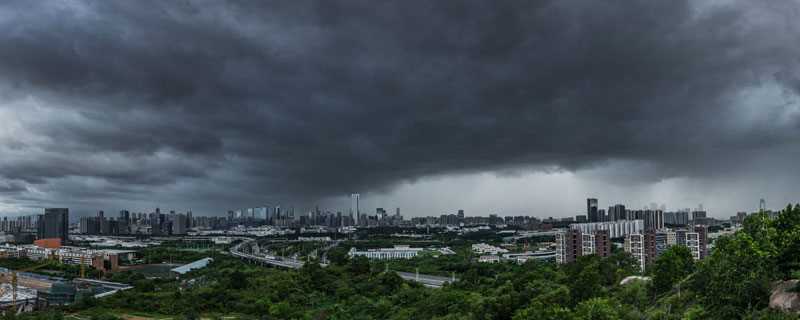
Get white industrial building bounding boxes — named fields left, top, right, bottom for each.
left=471, top=243, right=509, bottom=255
left=348, top=245, right=423, bottom=260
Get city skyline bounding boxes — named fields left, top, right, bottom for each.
left=2, top=1, right=800, bottom=218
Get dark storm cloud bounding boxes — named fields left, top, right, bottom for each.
left=0, top=0, right=798, bottom=214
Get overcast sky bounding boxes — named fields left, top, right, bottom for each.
left=1, top=0, right=799, bottom=219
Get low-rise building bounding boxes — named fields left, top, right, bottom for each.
left=348, top=245, right=423, bottom=260
left=0, top=244, right=131, bottom=272
left=471, top=243, right=509, bottom=255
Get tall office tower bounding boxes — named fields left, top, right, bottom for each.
left=759, top=199, right=766, bottom=211
left=79, top=216, right=100, bottom=235
left=172, top=214, right=188, bottom=235
left=396, top=208, right=401, bottom=217
left=587, top=198, right=599, bottom=222
left=600, top=209, right=609, bottom=222
left=457, top=209, right=465, bottom=219
left=350, top=193, right=360, bottom=225
left=37, top=208, right=69, bottom=242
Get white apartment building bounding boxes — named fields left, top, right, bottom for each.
left=471, top=243, right=509, bottom=255
left=686, top=232, right=701, bottom=260
left=666, top=231, right=677, bottom=246
left=555, top=232, right=565, bottom=264
left=581, top=233, right=596, bottom=255
left=624, top=233, right=646, bottom=271
left=570, top=220, right=644, bottom=238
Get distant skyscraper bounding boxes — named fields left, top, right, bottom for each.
left=610, top=204, right=626, bottom=221
left=587, top=198, right=599, bottom=222
left=37, top=208, right=69, bottom=242
left=644, top=210, right=664, bottom=231
left=350, top=193, right=360, bottom=225
left=691, top=210, right=707, bottom=222
left=676, top=210, right=689, bottom=225
left=759, top=198, right=766, bottom=211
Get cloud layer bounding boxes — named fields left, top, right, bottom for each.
left=0, top=0, right=798, bottom=216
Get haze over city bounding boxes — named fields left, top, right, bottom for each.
left=1, top=0, right=799, bottom=218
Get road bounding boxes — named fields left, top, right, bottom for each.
left=395, top=271, right=456, bottom=288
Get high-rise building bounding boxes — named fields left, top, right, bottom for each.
left=587, top=198, right=599, bottom=222
left=570, top=220, right=644, bottom=239
left=37, top=208, right=69, bottom=242
left=694, top=225, right=708, bottom=260
left=556, top=229, right=580, bottom=264
left=172, top=214, right=188, bottom=235
left=676, top=210, right=689, bottom=225
left=691, top=210, right=707, bottom=225
left=79, top=216, right=100, bottom=235
left=556, top=229, right=611, bottom=264
left=624, top=233, right=646, bottom=271
left=609, top=204, right=626, bottom=221
left=350, top=193, right=360, bottom=225
left=644, top=210, right=664, bottom=231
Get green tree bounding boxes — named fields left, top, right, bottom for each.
left=348, top=256, right=371, bottom=275
left=513, top=302, right=574, bottom=320
left=614, top=280, right=649, bottom=312
left=327, top=247, right=350, bottom=266
left=573, top=298, right=620, bottom=320
left=650, top=246, right=694, bottom=296
left=772, top=204, right=800, bottom=277
left=566, top=256, right=605, bottom=304
left=696, top=233, right=775, bottom=318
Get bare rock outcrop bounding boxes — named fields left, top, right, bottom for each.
left=770, top=280, right=800, bottom=312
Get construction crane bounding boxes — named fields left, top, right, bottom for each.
left=0, top=261, right=51, bottom=310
